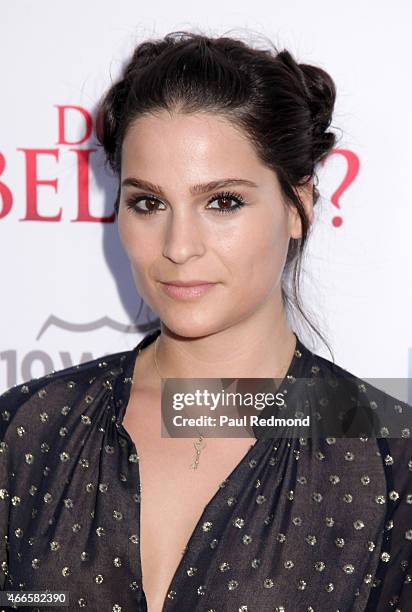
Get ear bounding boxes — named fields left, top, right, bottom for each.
left=287, top=178, right=315, bottom=239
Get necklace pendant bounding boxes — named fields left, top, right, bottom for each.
left=153, top=340, right=208, bottom=471
left=194, top=437, right=206, bottom=452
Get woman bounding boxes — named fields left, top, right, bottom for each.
left=1, top=30, right=411, bottom=612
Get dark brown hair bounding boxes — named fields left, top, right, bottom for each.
left=96, top=30, right=338, bottom=357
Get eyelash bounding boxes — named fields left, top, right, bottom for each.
left=124, top=190, right=247, bottom=216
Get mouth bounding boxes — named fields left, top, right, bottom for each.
left=159, top=281, right=218, bottom=300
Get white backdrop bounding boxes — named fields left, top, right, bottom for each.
left=1, top=1, right=411, bottom=396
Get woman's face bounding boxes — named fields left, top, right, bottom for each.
left=118, top=111, right=313, bottom=337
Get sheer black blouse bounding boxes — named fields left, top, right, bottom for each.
left=1, top=328, right=412, bottom=611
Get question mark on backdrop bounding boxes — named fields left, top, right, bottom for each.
left=321, top=149, right=360, bottom=227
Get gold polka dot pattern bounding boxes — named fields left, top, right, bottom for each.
left=0, top=329, right=411, bottom=611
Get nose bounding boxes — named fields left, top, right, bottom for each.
left=162, top=209, right=206, bottom=264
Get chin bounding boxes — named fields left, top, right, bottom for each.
left=158, top=312, right=224, bottom=340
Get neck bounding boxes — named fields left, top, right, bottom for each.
left=135, top=297, right=297, bottom=389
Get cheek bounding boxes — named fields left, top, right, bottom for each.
left=220, top=212, right=290, bottom=294
left=117, top=217, right=156, bottom=288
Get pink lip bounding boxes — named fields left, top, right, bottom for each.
left=161, top=280, right=214, bottom=286
left=160, top=282, right=217, bottom=300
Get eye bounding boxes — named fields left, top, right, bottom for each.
left=125, top=195, right=166, bottom=215
left=206, top=191, right=246, bottom=215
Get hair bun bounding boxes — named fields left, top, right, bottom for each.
left=298, top=62, right=336, bottom=152
left=273, top=50, right=336, bottom=162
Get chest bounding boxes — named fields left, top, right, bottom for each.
left=121, top=389, right=254, bottom=611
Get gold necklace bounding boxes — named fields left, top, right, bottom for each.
left=153, top=335, right=207, bottom=470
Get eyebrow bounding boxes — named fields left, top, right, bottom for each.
left=121, top=177, right=259, bottom=196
